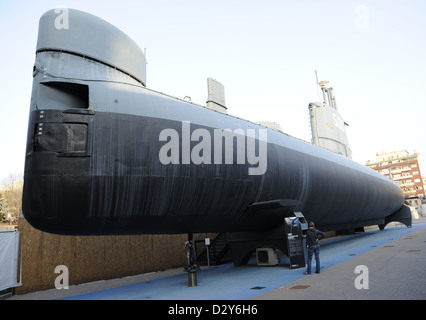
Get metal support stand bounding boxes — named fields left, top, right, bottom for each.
left=187, top=270, right=197, bottom=287
left=228, top=212, right=308, bottom=267
left=184, top=233, right=199, bottom=287
left=205, top=237, right=210, bottom=267
left=379, top=204, right=412, bottom=230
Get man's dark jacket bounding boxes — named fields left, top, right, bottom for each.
left=306, top=227, right=325, bottom=246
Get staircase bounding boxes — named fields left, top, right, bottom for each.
left=195, top=233, right=232, bottom=266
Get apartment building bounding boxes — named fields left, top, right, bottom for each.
left=365, top=150, right=425, bottom=200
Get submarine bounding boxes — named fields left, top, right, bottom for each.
left=23, top=8, right=410, bottom=238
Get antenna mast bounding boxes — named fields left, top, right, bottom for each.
left=315, top=70, right=321, bottom=101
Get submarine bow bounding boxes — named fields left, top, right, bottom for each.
left=23, top=9, right=405, bottom=235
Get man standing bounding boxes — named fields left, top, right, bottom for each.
left=304, top=221, right=325, bottom=275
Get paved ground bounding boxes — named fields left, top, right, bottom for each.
left=8, top=220, right=426, bottom=301
left=254, top=222, right=426, bottom=300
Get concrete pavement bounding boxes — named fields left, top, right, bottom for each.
left=253, top=222, right=426, bottom=300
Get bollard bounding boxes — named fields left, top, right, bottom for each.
left=188, top=270, right=198, bottom=287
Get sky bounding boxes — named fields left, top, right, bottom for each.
left=1, top=0, right=425, bottom=182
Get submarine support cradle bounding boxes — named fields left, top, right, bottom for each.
left=228, top=208, right=308, bottom=267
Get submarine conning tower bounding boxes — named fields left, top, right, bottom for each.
left=35, top=8, right=146, bottom=86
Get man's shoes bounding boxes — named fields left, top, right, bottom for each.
left=303, top=272, right=310, bottom=275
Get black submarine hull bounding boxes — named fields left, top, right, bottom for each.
left=23, top=9, right=405, bottom=235
left=23, top=91, right=404, bottom=235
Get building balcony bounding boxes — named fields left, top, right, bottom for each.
left=400, top=182, right=414, bottom=187
left=392, top=175, right=412, bottom=180
left=391, top=167, right=411, bottom=173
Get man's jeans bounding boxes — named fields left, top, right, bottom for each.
left=306, top=244, right=320, bottom=274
